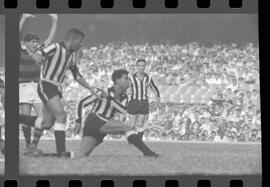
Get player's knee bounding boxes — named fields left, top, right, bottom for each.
left=55, top=112, right=67, bottom=124
left=41, top=118, right=55, bottom=130
left=123, top=125, right=132, bottom=133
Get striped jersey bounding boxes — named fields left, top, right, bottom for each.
left=20, top=44, right=42, bottom=82
left=129, top=72, right=160, bottom=101
left=40, top=42, right=82, bottom=84
left=76, top=87, right=128, bottom=123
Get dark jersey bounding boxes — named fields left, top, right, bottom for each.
left=19, top=44, right=41, bottom=82
left=76, top=87, right=128, bottom=123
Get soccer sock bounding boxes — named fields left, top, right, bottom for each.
left=126, top=131, right=153, bottom=155
left=31, top=117, right=43, bottom=146
left=32, top=128, right=43, bottom=146
left=19, top=115, right=37, bottom=127
left=54, top=122, right=66, bottom=154
left=21, top=125, right=31, bottom=146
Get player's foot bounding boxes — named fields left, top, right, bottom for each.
left=144, top=151, right=160, bottom=158
left=57, top=151, right=74, bottom=158
left=23, top=144, right=44, bottom=157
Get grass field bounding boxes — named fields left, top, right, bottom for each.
left=19, top=139, right=261, bottom=176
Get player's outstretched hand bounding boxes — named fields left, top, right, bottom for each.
left=48, top=14, right=58, bottom=20
left=74, top=122, right=82, bottom=135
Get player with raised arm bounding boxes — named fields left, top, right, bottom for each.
left=0, top=77, right=5, bottom=157
left=19, top=28, right=105, bottom=158
left=74, top=69, right=159, bottom=158
left=19, top=14, right=58, bottom=154
left=128, top=59, right=161, bottom=140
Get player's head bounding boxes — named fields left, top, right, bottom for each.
left=136, top=58, right=146, bottom=73
left=24, top=33, right=40, bottom=52
left=65, top=28, right=85, bottom=51
left=112, top=69, right=130, bottom=91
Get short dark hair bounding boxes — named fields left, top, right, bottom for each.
left=112, top=69, right=129, bottom=84
left=65, top=28, right=85, bottom=40
left=24, top=33, right=39, bottom=42
left=136, top=58, right=146, bottom=66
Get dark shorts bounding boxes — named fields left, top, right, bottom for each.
left=127, top=99, right=149, bottom=115
left=83, top=113, right=107, bottom=142
left=37, top=81, right=63, bottom=104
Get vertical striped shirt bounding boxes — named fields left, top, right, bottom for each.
left=129, top=72, right=160, bottom=101
left=40, top=42, right=82, bottom=84
left=76, top=87, right=128, bottom=123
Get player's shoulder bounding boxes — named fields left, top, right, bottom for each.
left=145, top=73, right=153, bottom=81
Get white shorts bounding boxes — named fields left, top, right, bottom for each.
left=19, top=82, right=42, bottom=104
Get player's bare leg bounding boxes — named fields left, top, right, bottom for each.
left=23, top=104, right=50, bottom=157
left=128, top=114, right=137, bottom=128
left=46, top=95, right=69, bottom=157
left=20, top=104, right=32, bottom=148
left=136, top=114, right=147, bottom=140
left=99, top=119, right=159, bottom=157
left=30, top=102, right=44, bottom=147
left=76, top=136, right=102, bottom=158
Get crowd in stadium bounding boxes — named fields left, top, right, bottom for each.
left=20, top=42, right=260, bottom=142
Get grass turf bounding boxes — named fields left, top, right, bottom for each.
left=19, top=139, right=261, bottom=176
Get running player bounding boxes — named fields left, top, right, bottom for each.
left=20, top=28, right=105, bottom=158
left=74, top=69, right=159, bottom=158
left=0, top=77, right=5, bottom=156
left=19, top=14, right=58, bottom=153
left=128, top=59, right=161, bottom=139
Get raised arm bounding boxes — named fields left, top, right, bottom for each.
left=19, top=14, right=35, bottom=33
left=43, top=14, right=58, bottom=47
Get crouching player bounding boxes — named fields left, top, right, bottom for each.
left=74, top=69, right=159, bottom=158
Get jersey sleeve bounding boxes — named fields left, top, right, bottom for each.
left=149, top=76, right=160, bottom=99
left=76, top=94, right=98, bottom=123
left=40, top=43, right=57, bottom=57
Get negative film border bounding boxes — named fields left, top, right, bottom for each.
left=0, top=0, right=264, bottom=187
